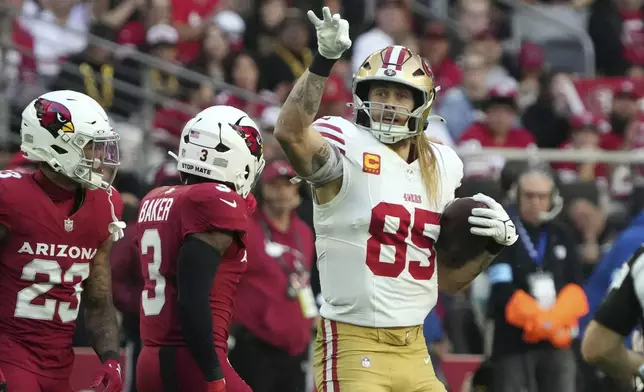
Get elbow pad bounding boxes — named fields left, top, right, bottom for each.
left=295, top=143, right=344, bottom=187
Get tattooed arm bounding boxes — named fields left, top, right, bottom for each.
left=274, top=70, right=343, bottom=203
left=83, top=238, right=121, bottom=362
left=438, top=251, right=498, bottom=293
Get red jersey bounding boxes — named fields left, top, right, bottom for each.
left=458, top=122, right=536, bottom=177
left=138, top=182, right=249, bottom=354
left=0, top=169, right=121, bottom=377
left=171, top=0, right=219, bottom=63
left=552, top=141, right=609, bottom=182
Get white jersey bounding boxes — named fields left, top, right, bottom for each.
left=312, top=116, right=464, bottom=328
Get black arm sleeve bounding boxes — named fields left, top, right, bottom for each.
left=177, top=235, right=223, bottom=381
left=594, top=263, right=641, bottom=336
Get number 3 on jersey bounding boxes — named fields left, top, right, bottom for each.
left=366, top=202, right=440, bottom=280
left=141, top=228, right=166, bottom=316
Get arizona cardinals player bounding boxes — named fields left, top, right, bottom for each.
left=0, top=90, right=125, bottom=392
left=135, top=106, right=265, bottom=392
left=274, top=8, right=519, bottom=392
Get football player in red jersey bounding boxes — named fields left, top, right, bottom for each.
left=0, top=90, right=126, bottom=392
left=136, top=105, right=265, bottom=392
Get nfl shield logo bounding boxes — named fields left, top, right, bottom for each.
left=64, top=219, right=74, bottom=232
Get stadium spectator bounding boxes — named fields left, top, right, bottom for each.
left=93, top=0, right=145, bottom=36
left=213, top=10, right=246, bottom=52
left=171, top=0, right=220, bottom=63
left=420, top=21, right=462, bottom=92
left=191, top=25, right=231, bottom=83
left=350, top=0, right=407, bottom=72
left=458, top=84, right=536, bottom=178
left=151, top=77, right=209, bottom=150
left=230, top=160, right=315, bottom=392
left=553, top=113, right=610, bottom=184
left=467, top=29, right=516, bottom=89
left=567, top=197, right=617, bottom=277
left=262, top=8, right=312, bottom=92
left=243, top=0, right=288, bottom=56
left=604, top=80, right=641, bottom=150
left=19, top=0, right=90, bottom=79
left=218, top=52, right=267, bottom=119
left=451, top=0, right=491, bottom=57
left=516, top=42, right=546, bottom=111
left=145, top=24, right=181, bottom=99
left=50, top=23, right=141, bottom=119
left=521, top=72, right=572, bottom=149
left=487, top=167, right=586, bottom=392
left=626, top=3, right=644, bottom=70
left=438, top=52, right=489, bottom=140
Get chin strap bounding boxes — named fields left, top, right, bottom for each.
left=107, top=187, right=126, bottom=241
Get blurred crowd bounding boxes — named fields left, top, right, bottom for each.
left=1, top=0, right=644, bottom=390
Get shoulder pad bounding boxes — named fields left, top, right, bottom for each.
left=312, top=116, right=360, bottom=156
left=180, top=183, right=248, bottom=236
left=0, top=170, right=29, bottom=200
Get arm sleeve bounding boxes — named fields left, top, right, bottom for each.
left=181, top=184, right=248, bottom=238
left=594, top=249, right=644, bottom=336
left=177, top=235, right=223, bottom=381
left=487, top=247, right=520, bottom=321
left=298, top=118, right=346, bottom=187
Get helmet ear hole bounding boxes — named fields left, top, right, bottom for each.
left=51, top=145, right=68, bottom=154
left=215, top=143, right=230, bottom=153
left=244, top=164, right=250, bottom=180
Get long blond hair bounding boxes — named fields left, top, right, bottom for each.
left=414, top=132, right=441, bottom=208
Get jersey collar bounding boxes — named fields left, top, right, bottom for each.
left=33, top=170, right=77, bottom=202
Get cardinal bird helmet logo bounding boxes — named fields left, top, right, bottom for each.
left=231, top=123, right=263, bottom=161
left=34, top=98, right=75, bottom=135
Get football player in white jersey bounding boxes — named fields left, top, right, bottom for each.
left=274, top=7, right=519, bottom=392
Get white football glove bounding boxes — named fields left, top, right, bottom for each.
left=307, top=7, right=352, bottom=60
left=467, top=193, right=518, bottom=247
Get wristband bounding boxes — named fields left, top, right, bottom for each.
left=309, top=54, right=337, bottom=77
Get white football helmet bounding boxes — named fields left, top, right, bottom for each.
left=20, top=90, right=120, bottom=191
left=170, top=105, right=266, bottom=198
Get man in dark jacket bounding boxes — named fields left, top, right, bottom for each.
left=487, top=167, right=588, bottom=392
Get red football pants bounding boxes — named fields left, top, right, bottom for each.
left=0, top=361, right=72, bottom=392
left=137, top=346, right=251, bottom=392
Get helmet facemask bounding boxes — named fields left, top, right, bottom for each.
left=71, top=133, right=120, bottom=190
left=353, top=79, right=436, bottom=144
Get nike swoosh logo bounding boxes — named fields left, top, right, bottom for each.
left=220, top=199, right=237, bottom=208
left=424, top=357, right=431, bottom=364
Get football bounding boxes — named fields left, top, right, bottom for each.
left=436, top=197, right=491, bottom=268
